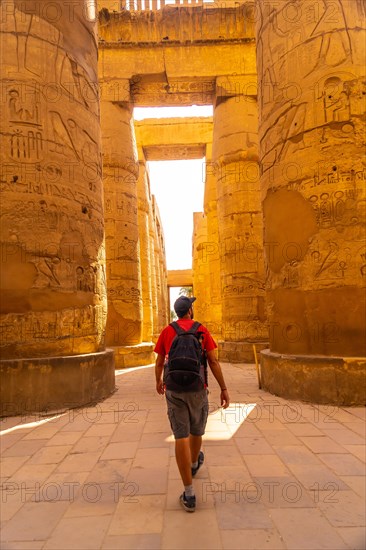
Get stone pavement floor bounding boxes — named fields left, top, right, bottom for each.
left=0, top=363, right=365, bottom=550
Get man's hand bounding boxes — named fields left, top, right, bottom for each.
left=155, top=354, right=165, bottom=395
left=220, top=389, right=230, bottom=409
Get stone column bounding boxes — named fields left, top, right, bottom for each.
left=149, top=202, right=159, bottom=341
left=212, top=85, right=268, bottom=362
left=203, top=152, right=223, bottom=343
left=256, top=0, right=366, bottom=404
left=101, top=100, right=143, bottom=362
left=152, top=196, right=163, bottom=338
left=0, top=0, right=114, bottom=415
left=192, top=212, right=211, bottom=324
left=137, top=160, right=153, bottom=343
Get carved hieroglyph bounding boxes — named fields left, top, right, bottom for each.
left=256, top=0, right=366, bottom=356
left=0, top=0, right=107, bottom=358
left=212, top=95, right=268, bottom=354
left=101, top=101, right=143, bottom=346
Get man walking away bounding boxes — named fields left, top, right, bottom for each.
left=154, top=295, right=230, bottom=512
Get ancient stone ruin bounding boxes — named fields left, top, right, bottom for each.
left=1, top=0, right=365, bottom=415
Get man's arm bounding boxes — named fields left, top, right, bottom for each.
left=206, top=349, right=230, bottom=409
left=155, top=353, right=165, bottom=395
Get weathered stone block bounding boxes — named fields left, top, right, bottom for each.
left=1, top=350, right=115, bottom=416
left=260, top=350, right=366, bottom=406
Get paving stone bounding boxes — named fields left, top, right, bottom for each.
left=108, top=495, right=165, bottom=535
left=270, top=508, right=348, bottom=549
left=85, top=459, right=131, bottom=485
left=202, top=445, right=244, bottom=467
left=30, top=471, right=90, bottom=502
left=43, top=515, right=111, bottom=549
left=2, top=439, right=49, bottom=458
left=84, top=423, right=118, bottom=437
left=319, top=428, right=365, bottom=445
left=142, top=420, right=170, bottom=434
left=221, top=529, right=285, bottom=549
left=342, top=444, right=366, bottom=462
left=102, top=534, right=161, bottom=549
left=339, top=476, right=366, bottom=499
left=0, top=456, right=31, bottom=477
left=316, top=490, right=366, bottom=527
left=235, top=436, right=276, bottom=455
left=288, top=463, right=351, bottom=491
left=125, top=467, right=168, bottom=495
left=286, top=422, right=324, bottom=437
left=56, top=452, right=101, bottom=473
left=275, top=445, right=324, bottom=466
left=261, top=428, right=301, bottom=446
left=1, top=542, right=45, bottom=549
left=132, top=447, right=170, bottom=469
left=317, top=453, right=365, bottom=476
left=251, top=476, right=316, bottom=508
left=139, top=433, right=173, bottom=448
left=100, top=442, right=138, bottom=460
left=23, top=425, right=65, bottom=440
left=109, top=426, right=144, bottom=443
left=28, top=445, right=73, bottom=465
left=226, top=422, right=261, bottom=437
left=63, top=482, right=120, bottom=517
left=244, top=455, right=290, bottom=477
left=44, top=432, right=83, bottom=447
left=7, top=463, right=58, bottom=487
left=0, top=433, right=26, bottom=453
left=161, top=509, right=222, bottom=549
left=299, top=436, right=348, bottom=454
left=71, top=436, right=110, bottom=454
left=336, top=527, right=366, bottom=550
left=214, top=494, right=273, bottom=530
left=1, top=501, right=69, bottom=542
left=0, top=488, right=26, bottom=522
left=207, top=465, right=252, bottom=486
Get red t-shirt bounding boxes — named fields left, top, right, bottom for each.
left=154, top=318, right=217, bottom=358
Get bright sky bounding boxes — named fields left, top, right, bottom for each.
left=134, top=105, right=213, bottom=273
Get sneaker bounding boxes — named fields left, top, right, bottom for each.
left=192, top=451, right=204, bottom=477
left=180, top=492, right=196, bottom=512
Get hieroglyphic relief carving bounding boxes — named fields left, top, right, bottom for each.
left=0, top=1, right=106, bottom=359
left=257, top=0, right=366, bottom=357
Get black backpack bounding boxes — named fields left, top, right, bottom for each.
left=164, top=321, right=207, bottom=393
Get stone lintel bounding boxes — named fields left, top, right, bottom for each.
left=100, top=78, right=131, bottom=102
left=218, top=341, right=269, bottom=363
left=216, top=74, right=257, bottom=100
left=0, top=350, right=115, bottom=417
left=260, top=350, right=366, bottom=406
left=143, top=144, right=206, bottom=161
left=114, top=343, right=155, bottom=369
left=167, top=269, right=193, bottom=287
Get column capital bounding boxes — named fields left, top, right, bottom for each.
left=215, top=74, right=257, bottom=103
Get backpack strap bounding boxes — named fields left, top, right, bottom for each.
left=169, top=321, right=185, bottom=335
left=188, top=321, right=202, bottom=335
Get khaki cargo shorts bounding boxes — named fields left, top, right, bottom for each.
left=165, top=388, right=209, bottom=440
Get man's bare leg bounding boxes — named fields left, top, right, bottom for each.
left=189, top=434, right=202, bottom=464
left=175, top=437, right=192, bottom=486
